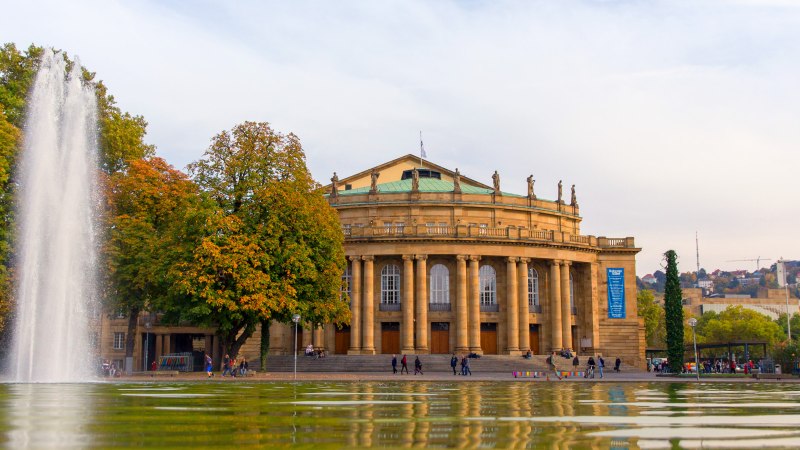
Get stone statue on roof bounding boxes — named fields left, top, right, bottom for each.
left=527, top=175, right=536, bottom=199
left=370, top=169, right=380, bottom=193
left=330, top=172, right=339, bottom=197
left=570, top=184, right=577, bottom=207
left=557, top=180, right=563, bottom=203
left=453, top=168, right=462, bottom=193
left=492, top=170, right=500, bottom=193
left=411, top=168, right=419, bottom=192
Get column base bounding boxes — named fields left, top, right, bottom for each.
left=360, top=348, right=376, bottom=355
left=347, top=348, right=361, bottom=355
left=468, top=347, right=483, bottom=355
left=505, top=349, right=524, bottom=356
left=414, top=347, right=429, bottom=354
left=455, top=347, right=470, bottom=354
left=401, top=346, right=415, bottom=353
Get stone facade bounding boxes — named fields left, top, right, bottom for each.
left=100, top=154, right=646, bottom=370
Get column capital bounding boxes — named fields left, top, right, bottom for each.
left=561, top=260, right=572, bottom=267
left=362, top=255, right=375, bottom=261
left=415, top=254, right=428, bottom=261
left=519, top=257, right=531, bottom=263
left=469, top=255, right=481, bottom=262
left=549, top=259, right=562, bottom=266
left=348, top=255, right=360, bottom=262
left=402, top=254, right=414, bottom=261
left=506, top=256, right=518, bottom=263
left=456, top=255, right=467, bottom=262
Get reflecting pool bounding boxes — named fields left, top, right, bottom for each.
left=2, top=381, right=800, bottom=448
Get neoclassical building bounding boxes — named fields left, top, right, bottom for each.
left=100, top=154, right=645, bottom=370
left=265, top=154, right=644, bottom=367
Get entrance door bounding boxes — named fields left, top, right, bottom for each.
left=480, top=323, right=498, bottom=354
left=335, top=326, right=350, bottom=354
left=529, top=324, right=540, bottom=355
left=430, top=322, right=450, bottom=354
left=381, top=322, right=400, bottom=354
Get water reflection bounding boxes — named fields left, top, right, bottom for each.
left=2, top=383, right=94, bottom=448
left=1, top=381, right=800, bottom=448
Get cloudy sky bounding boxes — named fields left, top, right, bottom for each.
left=3, top=0, right=799, bottom=276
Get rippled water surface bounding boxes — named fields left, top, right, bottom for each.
left=2, top=381, right=800, bottom=448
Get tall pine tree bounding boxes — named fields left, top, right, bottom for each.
left=664, top=249, right=684, bottom=373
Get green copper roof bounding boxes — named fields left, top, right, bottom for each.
left=335, top=178, right=523, bottom=197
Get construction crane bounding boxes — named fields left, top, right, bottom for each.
left=726, top=257, right=772, bottom=272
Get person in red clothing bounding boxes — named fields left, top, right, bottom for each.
left=400, top=354, right=409, bottom=374
left=150, top=360, right=157, bottom=371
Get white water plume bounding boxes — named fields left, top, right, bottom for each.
left=10, top=48, right=100, bottom=382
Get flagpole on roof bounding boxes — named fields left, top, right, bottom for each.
left=419, top=131, right=426, bottom=169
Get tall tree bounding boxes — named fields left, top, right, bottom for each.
left=664, top=249, right=685, bottom=373
left=638, top=289, right=665, bottom=348
left=173, top=121, right=349, bottom=359
left=106, top=157, right=200, bottom=367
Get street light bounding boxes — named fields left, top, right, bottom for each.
left=688, top=318, right=699, bottom=381
left=292, top=314, right=301, bottom=381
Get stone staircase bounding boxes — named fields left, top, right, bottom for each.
left=258, top=354, right=580, bottom=374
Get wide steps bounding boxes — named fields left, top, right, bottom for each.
left=259, top=354, right=581, bottom=373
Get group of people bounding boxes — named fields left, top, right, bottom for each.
left=305, top=344, right=326, bottom=358
left=210, top=353, right=248, bottom=378
left=570, top=354, right=605, bottom=378
left=451, top=354, right=472, bottom=376
left=101, top=360, right=120, bottom=377
left=391, top=354, right=424, bottom=374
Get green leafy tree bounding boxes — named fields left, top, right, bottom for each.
left=775, top=313, right=800, bottom=343
left=638, top=289, right=665, bottom=348
left=696, top=306, right=785, bottom=353
left=172, top=121, right=349, bottom=359
left=664, top=250, right=684, bottom=373
left=106, top=157, right=200, bottom=365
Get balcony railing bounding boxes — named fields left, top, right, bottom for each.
left=341, top=225, right=636, bottom=249
left=480, top=304, right=499, bottom=312
left=379, top=303, right=401, bottom=312
left=429, top=303, right=451, bottom=312
left=529, top=304, right=542, bottom=314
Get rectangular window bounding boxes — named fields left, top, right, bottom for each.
left=113, top=332, right=125, bottom=350
left=395, top=222, right=404, bottom=233
left=479, top=223, right=488, bottom=235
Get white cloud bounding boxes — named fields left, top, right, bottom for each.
left=2, top=0, right=799, bottom=275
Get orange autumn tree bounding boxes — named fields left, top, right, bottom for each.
left=174, top=121, right=348, bottom=361
left=106, top=157, right=200, bottom=364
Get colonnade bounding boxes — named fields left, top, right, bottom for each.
left=346, top=254, right=588, bottom=355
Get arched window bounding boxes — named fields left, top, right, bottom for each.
left=528, top=267, right=539, bottom=306
left=479, top=265, right=496, bottom=305
left=381, top=264, right=400, bottom=304
left=429, top=264, right=450, bottom=304
left=341, top=261, right=351, bottom=300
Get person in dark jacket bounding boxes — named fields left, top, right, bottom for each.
left=414, top=356, right=423, bottom=375
left=450, top=354, right=458, bottom=375
left=391, top=355, right=397, bottom=374
left=400, top=354, right=409, bottom=374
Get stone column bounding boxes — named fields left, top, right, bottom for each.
left=415, top=255, right=429, bottom=353
left=517, top=258, right=530, bottom=352
left=302, top=327, right=312, bottom=348
left=204, top=335, right=213, bottom=357
left=549, top=260, right=563, bottom=350
left=506, top=257, right=519, bottom=353
left=587, top=263, right=601, bottom=354
left=163, top=334, right=171, bottom=355
left=349, top=256, right=361, bottom=353
left=313, top=326, right=324, bottom=349
left=402, top=255, right=415, bottom=352
left=362, top=256, right=375, bottom=354
left=155, top=334, right=163, bottom=363
left=456, top=255, right=469, bottom=352
left=469, top=256, right=482, bottom=353
left=561, top=261, right=573, bottom=351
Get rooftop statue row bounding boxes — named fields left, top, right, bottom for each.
left=329, top=169, right=577, bottom=207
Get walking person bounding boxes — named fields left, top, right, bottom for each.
left=391, top=354, right=397, bottom=374
left=222, top=354, right=231, bottom=377
left=400, top=354, right=409, bottom=374
left=462, top=356, right=472, bottom=376
left=548, top=352, right=562, bottom=380
left=414, top=356, right=423, bottom=375
left=205, top=353, right=213, bottom=378
left=598, top=355, right=605, bottom=378
left=450, top=353, right=458, bottom=375
left=572, top=355, right=580, bottom=372
left=614, top=357, right=621, bottom=372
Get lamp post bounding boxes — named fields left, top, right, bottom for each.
left=292, top=314, right=301, bottom=381
left=688, top=318, right=699, bottom=381
left=779, top=258, right=791, bottom=341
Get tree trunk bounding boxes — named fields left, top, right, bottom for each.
left=220, top=321, right=257, bottom=360
left=125, top=307, right=140, bottom=372
left=260, top=318, right=270, bottom=371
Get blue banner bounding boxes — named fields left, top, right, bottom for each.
left=607, top=268, right=626, bottom=319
